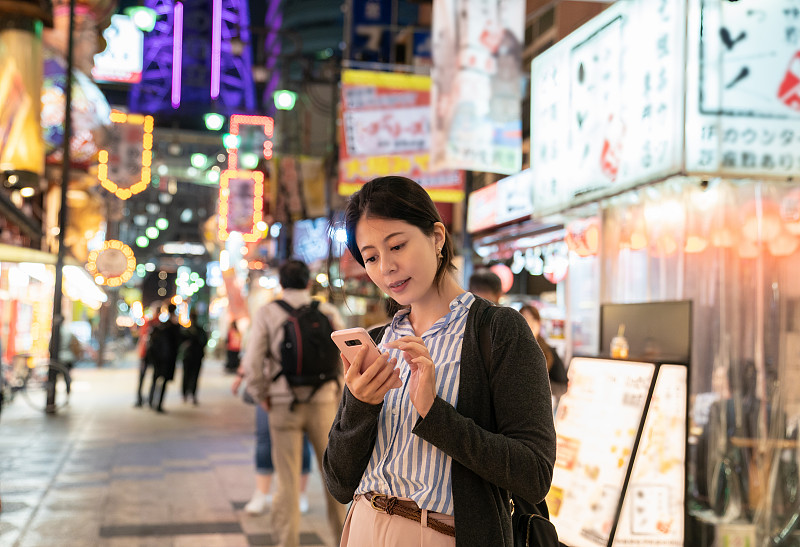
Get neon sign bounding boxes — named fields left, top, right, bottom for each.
left=227, top=114, right=274, bottom=169
left=87, top=240, right=137, bottom=287
left=98, top=111, right=154, bottom=200
left=218, top=169, right=265, bottom=242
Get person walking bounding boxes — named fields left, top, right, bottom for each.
left=147, top=303, right=182, bottom=413
left=135, top=303, right=160, bottom=407
left=181, top=309, right=208, bottom=405
left=231, top=368, right=315, bottom=515
left=241, top=260, right=347, bottom=547
left=323, top=176, right=556, bottom=546
left=225, top=320, right=242, bottom=374
left=468, top=269, right=503, bottom=304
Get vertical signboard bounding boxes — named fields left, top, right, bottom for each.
left=98, top=111, right=153, bottom=200
left=530, top=0, right=685, bottom=216
left=338, top=69, right=464, bottom=202
left=685, top=0, right=800, bottom=178
left=0, top=28, right=44, bottom=175
left=218, top=170, right=265, bottom=242
left=431, top=0, right=525, bottom=175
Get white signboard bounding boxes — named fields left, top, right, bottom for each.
left=92, top=15, right=144, bottom=84
left=685, top=0, right=800, bottom=177
left=530, top=0, right=686, bottom=216
left=547, top=358, right=655, bottom=547
left=431, top=0, right=525, bottom=175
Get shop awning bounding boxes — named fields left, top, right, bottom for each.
left=0, top=243, right=80, bottom=266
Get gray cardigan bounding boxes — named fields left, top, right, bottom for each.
left=323, top=297, right=557, bottom=546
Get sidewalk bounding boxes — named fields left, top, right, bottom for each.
left=0, top=356, right=340, bottom=547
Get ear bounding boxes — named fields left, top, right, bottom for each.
left=432, top=222, right=446, bottom=250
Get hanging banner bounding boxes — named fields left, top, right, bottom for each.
left=685, top=0, right=800, bottom=178
left=530, top=0, right=686, bottom=217
left=430, top=0, right=525, bottom=175
left=338, top=69, right=464, bottom=202
left=0, top=28, right=45, bottom=175
left=273, top=155, right=328, bottom=223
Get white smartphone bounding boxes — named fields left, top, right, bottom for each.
left=330, top=328, right=383, bottom=373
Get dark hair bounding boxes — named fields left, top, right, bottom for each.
left=167, top=303, right=177, bottom=315
left=279, top=259, right=310, bottom=289
left=469, top=270, right=502, bottom=295
left=344, top=176, right=456, bottom=289
left=519, top=304, right=541, bottom=323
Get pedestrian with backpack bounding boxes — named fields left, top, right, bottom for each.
left=241, top=259, right=347, bottom=547
left=322, top=177, right=557, bottom=546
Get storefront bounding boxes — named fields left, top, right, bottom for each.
left=464, top=0, right=800, bottom=544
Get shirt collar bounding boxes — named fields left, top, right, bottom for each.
left=391, top=291, right=474, bottom=336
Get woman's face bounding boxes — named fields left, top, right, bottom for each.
left=521, top=310, right=541, bottom=338
left=355, top=215, right=444, bottom=308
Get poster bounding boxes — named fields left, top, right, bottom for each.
left=0, top=29, right=44, bottom=175
left=273, top=155, right=327, bottom=223
left=530, top=0, right=685, bottom=216
left=431, top=0, right=524, bottom=175
left=338, top=69, right=463, bottom=202
left=547, top=358, right=655, bottom=547
left=685, top=0, right=800, bottom=177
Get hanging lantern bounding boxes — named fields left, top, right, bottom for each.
left=711, top=227, right=735, bottom=248
left=738, top=240, right=760, bottom=259
left=768, top=233, right=799, bottom=257
left=741, top=200, right=782, bottom=242
left=685, top=235, right=708, bottom=253
left=490, top=263, right=515, bottom=294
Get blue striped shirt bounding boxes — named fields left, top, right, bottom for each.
left=355, top=291, right=475, bottom=515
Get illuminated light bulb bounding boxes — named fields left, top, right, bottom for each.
left=741, top=200, right=782, bottom=241
left=768, top=233, right=799, bottom=257
left=711, top=227, right=735, bottom=248
left=685, top=235, right=708, bottom=254
left=738, top=240, right=760, bottom=259
left=629, top=231, right=647, bottom=250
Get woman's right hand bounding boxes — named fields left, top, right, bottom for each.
left=343, top=346, right=401, bottom=405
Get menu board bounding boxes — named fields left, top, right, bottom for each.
left=615, top=364, right=686, bottom=546
left=548, top=358, right=655, bottom=546
left=548, top=359, right=687, bottom=547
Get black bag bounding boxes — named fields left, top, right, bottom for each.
left=477, top=304, right=559, bottom=547
left=272, top=300, right=340, bottom=404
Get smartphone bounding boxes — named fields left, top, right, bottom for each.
left=330, top=328, right=383, bottom=373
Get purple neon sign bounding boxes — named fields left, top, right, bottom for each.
left=171, top=1, right=183, bottom=108
left=211, top=0, right=222, bottom=99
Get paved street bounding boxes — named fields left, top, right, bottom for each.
left=0, top=356, right=339, bottom=547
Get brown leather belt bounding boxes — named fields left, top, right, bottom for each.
left=363, top=492, right=456, bottom=538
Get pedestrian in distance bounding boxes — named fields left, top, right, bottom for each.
left=468, top=269, right=503, bottom=304
left=134, top=303, right=161, bottom=408
left=225, top=320, right=242, bottom=374
left=181, top=309, right=208, bottom=406
left=147, top=303, right=182, bottom=413
left=323, top=176, right=557, bottom=546
left=241, top=259, right=348, bottom=547
left=231, top=365, right=315, bottom=516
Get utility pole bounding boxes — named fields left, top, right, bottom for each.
left=46, top=0, right=76, bottom=414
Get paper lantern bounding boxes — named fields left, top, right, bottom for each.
left=741, top=200, right=782, bottom=242
left=490, top=263, right=515, bottom=294
left=685, top=235, right=708, bottom=254
left=768, top=233, right=799, bottom=257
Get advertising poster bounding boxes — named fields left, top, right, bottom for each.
left=0, top=29, right=44, bottom=175
left=338, top=69, right=464, bottom=202
left=547, top=358, right=655, bottom=547
left=530, top=0, right=685, bottom=216
left=273, top=156, right=327, bottom=223
left=431, top=0, right=524, bottom=175
left=685, top=0, right=800, bottom=178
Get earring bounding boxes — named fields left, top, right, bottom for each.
left=437, top=248, right=443, bottom=258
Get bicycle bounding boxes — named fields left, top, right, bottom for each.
left=0, top=355, right=71, bottom=415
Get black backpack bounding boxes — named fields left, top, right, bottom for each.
left=272, top=300, right=340, bottom=407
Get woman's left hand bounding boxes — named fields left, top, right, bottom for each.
left=386, top=336, right=436, bottom=418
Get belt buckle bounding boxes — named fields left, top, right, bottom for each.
left=370, top=493, right=387, bottom=512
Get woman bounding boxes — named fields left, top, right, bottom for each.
left=323, top=176, right=556, bottom=546
left=225, top=320, right=242, bottom=374
left=181, top=309, right=208, bottom=405
left=519, top=305, right=568, bottom=396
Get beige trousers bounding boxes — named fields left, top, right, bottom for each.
left=268, top=399, right=347, bottom=547
left=340, top=495, right=456, bottom=547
